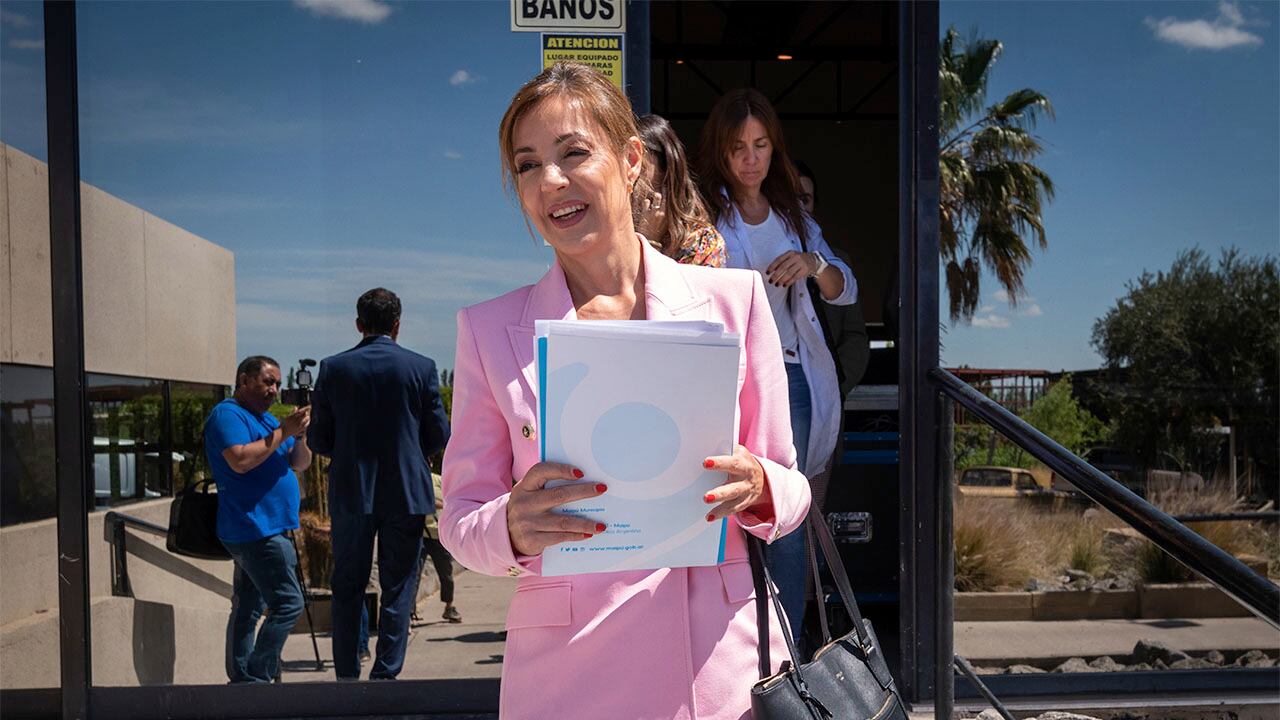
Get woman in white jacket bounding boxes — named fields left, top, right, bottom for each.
left=695, top=88, right=858, bottom=648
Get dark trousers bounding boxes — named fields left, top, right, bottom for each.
left=330, top=512, right=425, bottom=679
left=418, top=536, right=455, bottom=605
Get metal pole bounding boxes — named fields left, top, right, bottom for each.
left=935, top=396, right=954, bottom=720
left=44, top=2, right=93, bottom=717
left=625, top=0, right=650, bottom=114
left=290, top=531, right=324, bottom=671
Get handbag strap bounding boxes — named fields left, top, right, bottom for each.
left=806, top=519, right=832, bottom=645
left=748, top=534, right=772, bottom=678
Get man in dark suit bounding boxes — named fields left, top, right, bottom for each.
left=308, top=287, right=451, bottom=680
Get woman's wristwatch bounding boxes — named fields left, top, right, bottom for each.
left=809, top=252, right=829, bottom=277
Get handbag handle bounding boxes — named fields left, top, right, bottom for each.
left=751, top=503, right=877, bottom=679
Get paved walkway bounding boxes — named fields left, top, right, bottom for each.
left=956, top=616, right=1280, bottom=665
left=280, top=566, right=516, bottom=682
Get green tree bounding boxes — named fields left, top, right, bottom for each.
left=940, top=27, right=1056, bottom=322
left=1090, top=249, right=1279, bottom=493
left=954, top=377, right=1105, bottom=471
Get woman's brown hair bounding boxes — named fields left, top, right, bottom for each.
left=498, top=62, right=639, bottom=194
left=695, top=88, right=809, bottom=245
left=632, top=114, right=712, bottom=254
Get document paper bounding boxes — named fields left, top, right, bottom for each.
left=536, top=320, right=741, bottom=576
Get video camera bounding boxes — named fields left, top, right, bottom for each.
left=280, top=358, right=317, bottom=407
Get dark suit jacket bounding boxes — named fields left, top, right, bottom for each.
left=308, top=336, right=451, bottom=516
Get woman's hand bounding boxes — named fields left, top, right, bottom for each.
left=507, top=462, right=609, bottom=557
left=764, top=250, right=818, bottom=288
left=702, top=445, right=771, bottom=522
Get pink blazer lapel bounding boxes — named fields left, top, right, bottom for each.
left=507, top=260, right=575, bottom=410
left=641, top=238, right=711, bottom=321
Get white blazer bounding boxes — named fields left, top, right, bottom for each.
left=715, top=204, right=857, bottom=476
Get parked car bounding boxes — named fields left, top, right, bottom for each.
left=1080, top=446, right=1204, bottom=497
left=955, top=465, right=1051, bottom=499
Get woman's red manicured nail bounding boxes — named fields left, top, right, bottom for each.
left=572, top=468, right=584, bottom=479
left=582, top=533, right=593, bottom=539
left=706, top=513, right=716, bottom=522
left=596, top=483, right=608, bottom=493
left=703, top=459, right=715, bottom=469
left=704, top=493, right=716, bottom=504
left=595, top=523, right=607, bottom=533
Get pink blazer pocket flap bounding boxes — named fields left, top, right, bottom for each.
left=505, top=582, right=572, bottom=630
left=718, top=561, right=756, bottom=604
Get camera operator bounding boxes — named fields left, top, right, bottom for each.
left=204, top=355, right=312, bottom=684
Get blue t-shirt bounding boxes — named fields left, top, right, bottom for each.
left=204, top=398, right=300, bottom=543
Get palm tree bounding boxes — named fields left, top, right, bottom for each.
left=940, top=27, right=1055, bottom=323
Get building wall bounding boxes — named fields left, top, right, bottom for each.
left=0, top=143, right=236, bottom=385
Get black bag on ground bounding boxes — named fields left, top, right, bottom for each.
left=166, top=478, right=231, bottom=560
left=747, top=505, right=909, bottom=720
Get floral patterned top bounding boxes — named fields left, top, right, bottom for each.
left=669, top=222, right=727, bottom=268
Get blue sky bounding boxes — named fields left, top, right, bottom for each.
left=1, top=0, right=1277, bottom=376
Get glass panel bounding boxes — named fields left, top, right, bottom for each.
left=0, top=0, right=60, bottom=689
left=87, top=373, right=167, bottom=507
left=73, top=0, right=542, bottom=693
left=169, top=381, right=226, bottom=491
left=942, top=0, right=1280, bottom=681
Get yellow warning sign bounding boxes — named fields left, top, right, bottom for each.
left=542, top=33, right=624, bottom=92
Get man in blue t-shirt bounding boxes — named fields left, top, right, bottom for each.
left=205, top=355, right=312, bottom=684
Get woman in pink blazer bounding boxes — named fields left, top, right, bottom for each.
left=439, top=62, right=811, bottom=720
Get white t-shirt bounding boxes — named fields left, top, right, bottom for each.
left=743, top=209, right=802, bottom=362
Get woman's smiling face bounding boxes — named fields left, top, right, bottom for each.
left=512, top=95, right=641, bottom=257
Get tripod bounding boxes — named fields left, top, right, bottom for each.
left=290, top=529, right=325, bottom=672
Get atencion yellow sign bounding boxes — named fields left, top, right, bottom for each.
left=542, top=33, right=624, bottom=92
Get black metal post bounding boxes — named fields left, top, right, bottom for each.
left=44, top=1, right=92, bottom=717
left=898, top=0, right=941, bottom=705
left=935, top=396, right=954, bottom=719
left=625, top=0, right=650, bottom=114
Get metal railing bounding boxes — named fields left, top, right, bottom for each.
left=930, top=367, right=1280, bottom=628
left=103, top=511, right=169, bottom=597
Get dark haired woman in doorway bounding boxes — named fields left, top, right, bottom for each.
left=695, top=88, right=858, bottom=648
left=632, top=113, right=726, bottom=267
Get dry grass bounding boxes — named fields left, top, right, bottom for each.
left=953, top=499, right=1036, bottom=591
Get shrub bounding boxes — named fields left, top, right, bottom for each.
left=954, top=499, right=1034, bottom=591
left=1066, top=522, right=1107, bottom=576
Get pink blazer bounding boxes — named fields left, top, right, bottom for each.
left=440, top=238, right=811, bottom=720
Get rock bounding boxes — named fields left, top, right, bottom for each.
left=1088, top=656, right=1125, bottom=672
left=1152, top=659, right=1169, bottom=670
left=1052, top=657, right=1095, bottom=673
left=1204, top=650, right=1225, bottom=665
left=1037, top=713, right=1103, bottom=720
left=1234, top=649, right=1275, bottom=667
left=1004, top=664, right=1047, bottom=674
left=1170, top=657, right=1217, bottom=670
left=1065, top=569, right=1094, bottom=583
left=1128, top=662, right=1153, bottom=671
left=1082, top=508, right=1101, bottom=521
left=976, top=710, right=1003, bottom=720
left=1025, top=578, right=1043, bottom=592
left=1132, top=639, right=1190, bottom=665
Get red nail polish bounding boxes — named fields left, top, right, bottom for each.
left=595, top=523, right=607, bottom=532
left=704, top=493, right=715, bottom=504
left=706, top=513, right=715, bottom=522
left=703, top=459, right=715, bottom=469
left=582, top=533, right=593, bottom=539
left=595, top=483, right=608, bottom=493
left=572, top=468, right=584, bottom=479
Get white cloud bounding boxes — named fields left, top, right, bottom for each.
left=978, top=304, right=995, bottom=314
left=1020, top=303, right=1044, bottom=317
left=293, top=0, right=391, bottom=24
left=443, top=149, right=463, bottom=160
left=992, top=288, right=1010, bottom=303
left=0, top=10, right=32, bottom=28
left=970, top=313, right=1011, bottom=329
left=1145, top=1, right=1264, bottom=51
left=8, top=38, right=42, bottom=51
left=449, top=69, right=478, bottom=86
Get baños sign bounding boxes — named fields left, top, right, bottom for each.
left=511, top=0, right=625, bottom=32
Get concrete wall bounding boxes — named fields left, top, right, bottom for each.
left=0, top=499, right=236, bottom=688
left=0, top=143, right=236, bottom=385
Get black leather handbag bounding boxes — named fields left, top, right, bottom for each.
left=748, top=505, right=908, bottom=720
left=166, top=479, right=231, bottom=560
